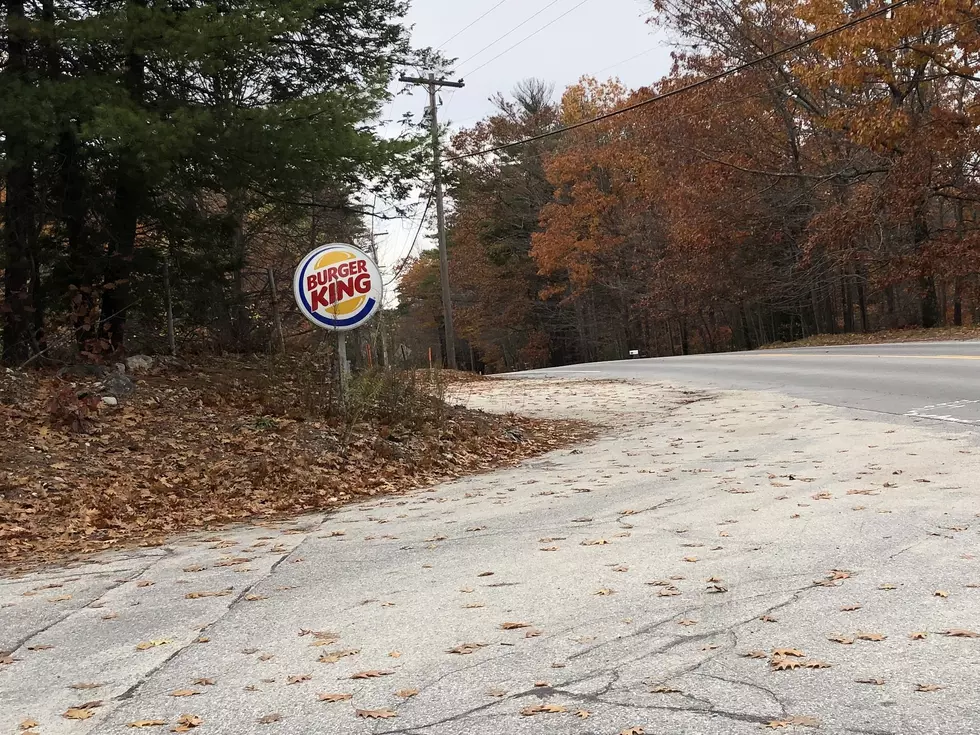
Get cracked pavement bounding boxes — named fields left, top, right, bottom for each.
left=4, top=378, right=980, bottom=734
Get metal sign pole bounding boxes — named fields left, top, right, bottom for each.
left=337, top=331, right=349, bottom=401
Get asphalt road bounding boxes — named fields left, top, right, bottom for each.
left=5, top=371, right=980, bottom=735
left=519, top=341, right=980, bottom=428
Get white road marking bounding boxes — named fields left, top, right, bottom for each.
left=906, top=398, right=980, bottom=425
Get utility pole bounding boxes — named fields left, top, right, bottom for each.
left=368, top=225, right=391, bottom=369
left=399, top=72, right=464, bottom=370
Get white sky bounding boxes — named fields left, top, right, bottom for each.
left=372, top=0, right=674, bottom=297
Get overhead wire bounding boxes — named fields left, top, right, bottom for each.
left=461, top=0, right=593, bottom=78
left=447, top=0, right=919, bottom=161
left=438, top=0, right=511, bottom=49
left=451, top=0, right=565, bottom=73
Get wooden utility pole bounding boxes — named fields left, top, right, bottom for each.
left=399, top=73, right=464, bottom=370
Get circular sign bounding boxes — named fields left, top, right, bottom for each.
left=293, top=243, right=383, bottom=332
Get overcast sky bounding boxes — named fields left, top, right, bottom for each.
left=374, top=0, right=675, bottom=295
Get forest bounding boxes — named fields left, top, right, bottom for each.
left=399, top=0, right=980, bottom=371
left=1, top=0, right=431, bottom=365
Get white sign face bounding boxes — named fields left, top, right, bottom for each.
left=293, top=243, right=383, bottom=332
left=629, top=349, right=640, bottom=356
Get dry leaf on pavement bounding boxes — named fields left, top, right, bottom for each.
left=396, top=688, right=419, bottom=698
left=169, top=690, right=199, bottom=697
left=287, top=674, right=311, bottom=685
left=771, top=658, right=803, bottom=671
left=855, top=677, right=885, bottom=685
left=520, top=704, right=566, bottom=716
left=19, top=720, right=39, bottom=730
left=350, top=670, right=394, bottom=679
left=63, top=708, right=95, bottom=720
left=945, top=629, right=980, bottom=638
left=742, top=650, right=767, bottom=659
left=500, top=622, right=530, bottom=630
left=620, top=728, right=645, bottom=735
left=356, top=709, right=397, bottom=719
left=909, top=632, right=928, bottom=640
left=127, top=720, right=167, bottom=728
left=318, top=648, right=359, bottom=663
left=856, top=632, right=886, bottom=641
left=171, top=714, right=203, bottom=732
left=916, top=684, right=943, bottom=692
left=766, top=716, right=820, bottom=729
left=257, top=713, right=281, bottom=724
left=447, top=642, right=486, bottom=654
left=574, top=709, right=591, bottom=718
left=136, top=639, right=171, bottom=651
left=318, top=693, right=352, bottom=702
left=772, top=648, right=805, bottom=657
left=70, top=682, right=103, bottom=689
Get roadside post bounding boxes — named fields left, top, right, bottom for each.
left=293, top=243, right=384, bottom=402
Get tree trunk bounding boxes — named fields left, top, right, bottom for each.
left=99, top=15, right=146, bottom=353
left=2, top=0, right=35, bottom=364
left=920, top=275, right=940, bottom=328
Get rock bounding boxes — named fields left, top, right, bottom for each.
left=99, top=373, right=136, bottom=398
left=125, top=355, right=154, bottom=373
left=101, top=396, right=119, bottom=407
left=58, top=364, right=109, bottom=379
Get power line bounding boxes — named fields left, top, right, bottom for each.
left=439, top=0, right=510, bottom=49
left=594, top=46, right=661, bottom=77
left=451, top=0, right=564, bottom=73
left=461, top=0, right=593, bottom=78
left=389, top=193, right=435, bottom=283
left=448, top=0, right=918, bottom=161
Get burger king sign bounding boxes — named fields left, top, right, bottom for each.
left=293, top=244, right=383, bottom=331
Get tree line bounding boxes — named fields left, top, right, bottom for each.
left=1, top=0, right=430, bottom=365
left=398, top=0, right=980, bottom=371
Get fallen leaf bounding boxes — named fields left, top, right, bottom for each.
left=388, top=651, right=401, bottom=658
left=829, top=634, right=855, bottom=644
left=595, top=588, right=615, bottom=596
left=649, top=685, right=681, bottom=693
left=63, top=708, right=95, bottom=720
left=935, top=590, right=949, bottom=598
left=48, top=594, right=72, bottom=602
left=487, top=687, right=508, bottom=697
left=477, top=571, right=494, bottom=577
left=170, top=689, right=199, bottom=697
left=171, top=714, right=203, bottom=732
left=396, top=688, right=419, bottom=698
left=856, top=632, right=887, bottom=642
left=318, top=648, right=359, bottom=664
left=447, top=642, right=486, bottom=655
left=840, top=604, right=862, bottom=612
left=771, top=657, right=803, bottom=671
left=855, top=677, right=885, bottom=685
left=581, top=539, right=609, bottom=546
left=137, top=581, right=155, bottom=588
left=574, top=709, right=591, bottom=718
left=182, top=565, right=206, bottom=572
left=520, top=704, right=566, bottom=716
left=318, top=693, right=352, bottom=702
left=878, top=584, right=897, bottom=590
left=683, top=556, right=698, bottom=563
left=678, top=619, right=698, bottom=626
left=772, top=648, right=805, bottom=657
left=501, top=622, right=531, bottom=630
left=707, top=583, right=728, bottom=593
left=742, top=650, right=768, bottom=659
left=658, top=586, right=681, bottom=597
left=27, top=644, right=53, bottom=651
left=620, top=728, right=645, bottom=735
left=945, top=629, right=980, bottom=638
left=19, top=720, right=39, bottom=730
left=803, top=660, right=831, bottom=669
left=525, top=628, right=543, bottom=638
left=244, top=594, right=266, bottom=602
left=127, top=720, right=167, bottom=728
left=184, top=590, right=231, bottom=599
left=70, top=682, right=103, bottom=689
left=462, top=603, right=485, bottom=609
left=257, top=714, right=281, bottom=724
left=136, top=639, right=171, bottom=651
left=533, top=681, right=549, bottom=687
left=350, top=670, right=394, bottom=679
left=760, top=615, right=778, bottom=623
left=356, top=708, right=397, bottom=719
left=910, top=631, right=928, bottom=640
left=916, top=683, right=943, bottom=692
left=287, top=674, right=311, bottom=685
left=766, top=716, right=821, bottom=729
left=539, top=546, right=559, bottom=551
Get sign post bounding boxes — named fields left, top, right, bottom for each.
left=293, top=243, right=384, bottom=403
